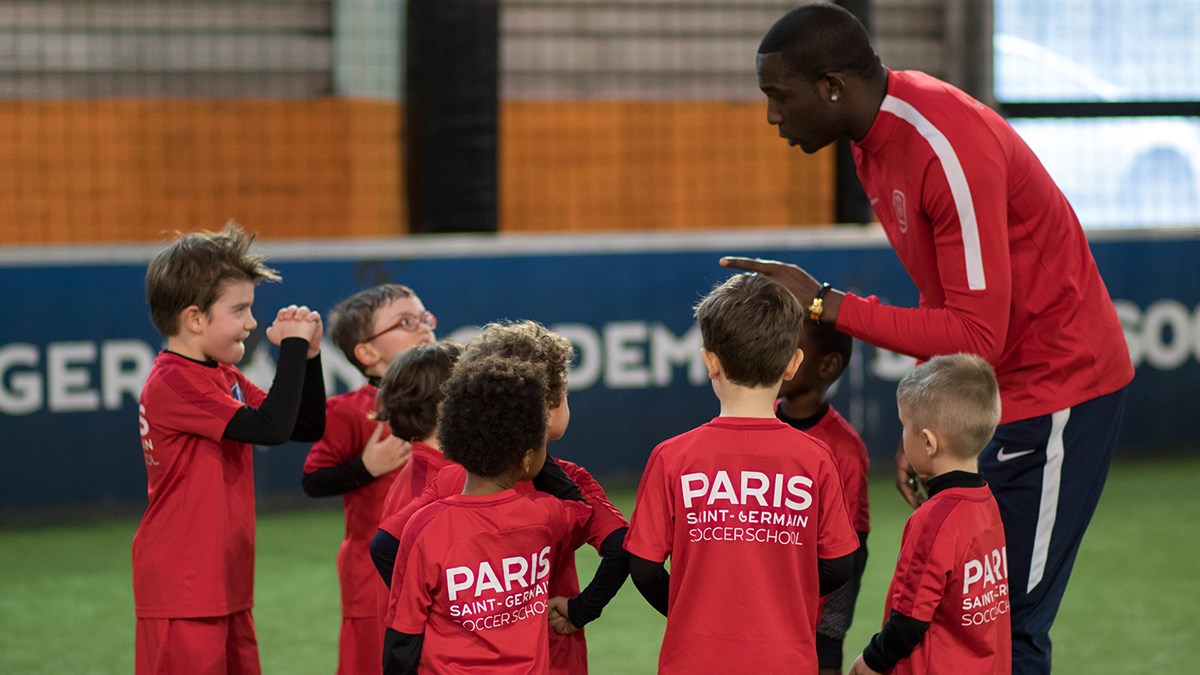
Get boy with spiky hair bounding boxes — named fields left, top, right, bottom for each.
left=850, top=354, right=1009, bottom=675
left=301, top=282, right=435, bottom=675
left=383, top=355, right=592, bottom=674
left=372, top=320, right=630, bottom=675
left=625, top=273, right=860, bottom=674
left=135, top=223, right=325, bottom=674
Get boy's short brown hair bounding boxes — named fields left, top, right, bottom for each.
left=896, top=353, right=1002, bottom=459
left=328, top=283, right=417, bottom=375
left=146, top=222, right=280, bottom=336
left=459, top=320, right=573, bottom=408
left=375, top=340, right=461, bottom=441
left=694, top=273, right=805, bottom=387
left=439, top=355, right=549, bottom=479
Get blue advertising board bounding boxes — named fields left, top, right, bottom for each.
left=1, top=228, right=1197, bottom=512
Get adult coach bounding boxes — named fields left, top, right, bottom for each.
left=723, top=5, right=1133, bottom=674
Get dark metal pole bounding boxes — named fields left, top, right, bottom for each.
left=405, top=0, right=499, bottom=234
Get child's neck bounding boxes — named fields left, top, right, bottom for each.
left=929, top=456, right=980, bottom=477
left=715, top=379, right=783, bottom=418
left=420, top=434, right=440, bottom=452
left=777, top=389, right=826, bottom=420
left=462, top=472, right=516, bottom=496
left=164, top=335, right=209, bottom=362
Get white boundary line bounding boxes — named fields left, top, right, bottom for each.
left=0, top=225, right=1195, bottom=267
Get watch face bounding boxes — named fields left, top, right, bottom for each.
left=808, top=298, right=823, bottom=322
left=808, top=283, right=831, bottom=322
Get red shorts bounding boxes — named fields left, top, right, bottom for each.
left=338, top=615, right=385, bottom=675
left=135, top=610, right=260, bottom=675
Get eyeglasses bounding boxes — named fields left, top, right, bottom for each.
left=365, top=311, right=437, bottom=341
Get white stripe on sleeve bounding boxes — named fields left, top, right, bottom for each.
left=880, top=95, right=987, bottom=291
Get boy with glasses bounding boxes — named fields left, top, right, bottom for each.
left=301, top=283, right=438, bottom=675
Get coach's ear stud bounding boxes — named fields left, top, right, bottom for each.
left=830, top=94, right=840, bottom=102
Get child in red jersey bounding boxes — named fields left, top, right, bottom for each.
left=371, top=340, right=462, bottom=573
left=777, top=319, right=871, bottom=675
left=384, top=355, right=593, bottom=674
left=625, top=273, right=860, bottom=675
left=850, top=354, right=1009, bottom=675
left=301, top=283, right=435, bottom=675
left=133, top=223, right=326, bottom=675
left=372, top=320, right=630, bottom=675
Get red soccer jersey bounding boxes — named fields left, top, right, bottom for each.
left=302, top=383, right=399, bottom=618
left=388, top=490, right=591, bottom=674
left=842, top=69, right=1133, bottom=424
left=379, top=441, right=454, bottom=523
left=380, top=460, right=628, bottom=675
left=542, top=458, right=628, bottom=675
left=624, top=417, right=860, bottom=674
left=883, top=483, right=1011, bottom=674
left=804, top=405, right=870, bottom=534
left=132, top=352, right=266, bottom=618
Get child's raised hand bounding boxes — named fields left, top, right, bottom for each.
left=303, top=310, right=323, bottom=357
left=265, top=305, right=321, bottom=352
left=361, top=423, right=411, bottom=477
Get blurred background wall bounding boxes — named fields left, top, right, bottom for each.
left=5, top=0, right=1195, bottom=243
left=0, top=0, right=1011, bottom=242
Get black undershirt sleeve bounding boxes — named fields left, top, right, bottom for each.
left=815, top=532, right=870, bottom=667
left=628, top=554, right=670, bottom=617
left=290, top=353, right=326, bottom=442
left=818, top=551, right=855, bottom=597
left=382, top=628, right=423, bottom=675
left=530, top=456, right=586, bottom=502
left=861, top=610, right=931, bottom=672
left=371, top=528, right=402, bottom=587
left=223, top=338, right=321, bottom=445
left=302, top=456, right=376, bottom=497
left=566, top=527, right=630, bottom=628
left=815, top=632, right=843, bottom=671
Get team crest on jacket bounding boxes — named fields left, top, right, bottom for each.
left=892, top=189, right=909, bottom=233
left=230, top=382, right=245, bottom=403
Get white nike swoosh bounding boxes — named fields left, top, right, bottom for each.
left=869, top=197, right=880, bottom=206
left=995, top=447, right=1037, bottom=462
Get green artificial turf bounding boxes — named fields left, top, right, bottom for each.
left=2, top=457, right=1197, bottom=674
